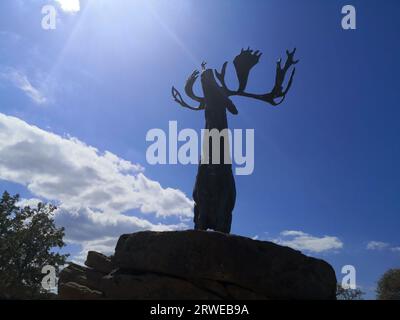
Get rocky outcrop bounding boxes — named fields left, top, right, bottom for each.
left=58, top=230, right=337, bottom=300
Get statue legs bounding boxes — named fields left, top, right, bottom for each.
left=193, top=164, right=236, bottom=233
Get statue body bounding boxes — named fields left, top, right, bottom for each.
left=193, top=69, right=236, bottom=233
left=172, top=48, right=298, bottom=233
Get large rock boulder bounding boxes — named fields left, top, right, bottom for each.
left=58, top=230, right=337, bottom=300
left=85, top=251, right=114, bottom=274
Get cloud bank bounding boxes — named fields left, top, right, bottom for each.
left=0, top=113, right=193, bottom=259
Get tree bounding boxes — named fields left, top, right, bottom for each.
left=0, top=191, right=69, bottom=299
left=336, top=284, right=365, bottom=300
left=376, top=268, right=400, bottom=300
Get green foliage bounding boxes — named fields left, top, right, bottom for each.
left=336, top=284, right=365, bottom=300
left=376, top=268, right=400, bottom=300
left=0, top=191, right=69, bottom=299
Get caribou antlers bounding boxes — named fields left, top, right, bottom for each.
left=172, top=69, right=205, bottom=111
left=233, top=47, right=262, bottom=93
left=172, top=47, right=298, bottom=109
left=218, top=47, right=299, bottom=106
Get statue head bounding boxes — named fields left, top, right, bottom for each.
left=172, top=47, right=298, bottom=112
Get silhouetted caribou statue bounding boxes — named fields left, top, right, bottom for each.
left=172, top=48, right=298, bottom=233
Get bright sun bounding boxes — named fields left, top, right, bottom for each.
left=55, top=0, right=81, bottom=13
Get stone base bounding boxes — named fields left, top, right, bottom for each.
left=58, top=230, right=337, bottom=300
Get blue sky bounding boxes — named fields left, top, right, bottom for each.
left=1, top=0, right=399, bottom=299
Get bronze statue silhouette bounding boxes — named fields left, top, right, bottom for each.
left=172, top=48, right=298, bottom=233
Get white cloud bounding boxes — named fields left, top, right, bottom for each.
left=55, top=0, right=80, bottom=13
left=0, top=113, right=193, bottom=218
left=63, top=209, right=186, bottom=264
left=70, top=237, right=119, bottom=265
left=17, top=197, right=43, bottom=208
left=0, top=113, right=193, bottom=259
left=0, top=68, right=47, bottom=104
left=56, top=206, right=186, bottom=243
left=273, top=230, right=343, bottom=253
left=280, top=230, right=307, bottom=237
left=366, top=241, right=389, bottom=250
left=367, top=241, right=400, bottom=253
